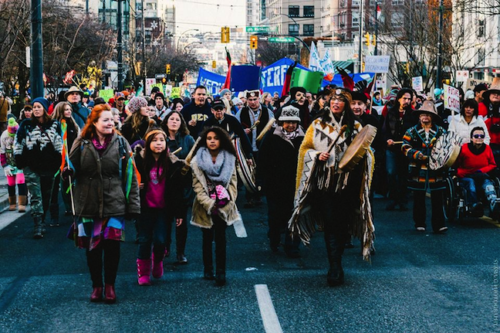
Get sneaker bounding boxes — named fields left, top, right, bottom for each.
left=437, top=226, right=448, bottom=234
left=176, top=254, right=188, bottom=264
left=416, top=227, right=426, bottom=232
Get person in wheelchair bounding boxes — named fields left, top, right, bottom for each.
left=456, top=127, right=499, bottom=216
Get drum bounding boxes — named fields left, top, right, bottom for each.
left=429, top=131, right=463, bottom=170
left=233, top=138, right=259, bottom=194
left=338, top=125, right=377, bottom=172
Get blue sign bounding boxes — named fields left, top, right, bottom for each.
left=196, top=68, right=225, bottom=96
left=230, top=65, right=261, bottom=92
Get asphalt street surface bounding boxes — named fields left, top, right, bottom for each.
left=0, top=190, right=498, bottom=333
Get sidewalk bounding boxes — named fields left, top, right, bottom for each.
left=0, top=172, right=10, bottom=213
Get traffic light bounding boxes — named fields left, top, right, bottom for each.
left=364, top=33, right=370, bottom=46
left=166, top=64, right=171, bottom=74
left=221, top=26, right=230, bottom=43
left=372, top=34, right=376, bottom=46
left=161, top=77, right=167, bottom=84
left=250, top=35, right=258, bottom=49
left=212, top=60, right=216, bottom=69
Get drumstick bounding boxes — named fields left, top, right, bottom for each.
left=181, top=137, right=202, bottom=175
left=325, top=125, right=348, bottom=154
left=256, top=118, right=276, bottom=142
left=392, top=141, right=403, bottom=144
left=171, top=147, right=182, bottom=155
left=249, top=120, right=260, bottom=130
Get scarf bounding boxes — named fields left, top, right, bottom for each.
left=196, top=147, right=235, bottom=186
left=280, top=126, right=300, bottom=140
left=92, top=135, right=112, bottom=156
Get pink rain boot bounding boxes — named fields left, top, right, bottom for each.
left=152, top=252, right=164, bottom=279
left=136, top=259, right=152, bottom=286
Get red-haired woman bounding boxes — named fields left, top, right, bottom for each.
left=68, top=104, right=140, bottom=303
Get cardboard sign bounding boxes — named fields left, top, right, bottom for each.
left=412, top=76, right=423, bottom=92
left=465, top=78, right=489, bottom=91
left=364, top=56, right=391, bottom=73
left=443, top=84, right=460, bottom=113
left=171, top=87, right=180, bottom=98
left=145, top=78, right=156, bottom=95
left=456, top=70, right=469, bottom=83
left=99, top=89, right=114, bottom=103
left=165, top=84, right=173, bottom=97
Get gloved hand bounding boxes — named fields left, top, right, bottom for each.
left=3, top=165, right=12, bottom=177
left=62, top=167, right=74, bottom=181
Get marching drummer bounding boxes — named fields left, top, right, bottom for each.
left=290, top=89, right=375, bottom=287
left=236, top=90, right=275, bottom=207
left=401, top=101, right=448, bottom=233
left=204, top=98, right=254, bottom=165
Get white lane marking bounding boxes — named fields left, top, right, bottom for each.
left=0, top=209, right=28, bottom=231
left=255, top=284, right=283, bottom=333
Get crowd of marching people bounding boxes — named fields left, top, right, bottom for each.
left=2, top=75, right=500, bottom=302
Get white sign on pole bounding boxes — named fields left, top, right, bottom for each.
left=364, top=56, right=391, bottom=73
left=456, top=70, right=469, bottom=83
left=165, top=84, right=173, bottom=97
left=145, top=78, right=156, bottom=95
left=375, top=79, right=387, bottom=93
left=443, top=84, right=460, bottom=113
left=26, top=47, right=30, bottom=68
left=308, top=42, right=323, bottom=72
left=412, top=76, right=423, bottom=92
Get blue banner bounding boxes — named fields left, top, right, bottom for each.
left=260, top=58, right=375, bottom=96
left=230, top=65, right=261, bottom=92
left=196, top=68, right=225, bottom=96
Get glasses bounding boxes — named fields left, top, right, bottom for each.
left=473, top=134, right=485, bottom=139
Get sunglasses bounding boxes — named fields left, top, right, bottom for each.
left=473, top=134, right=485, bottom=139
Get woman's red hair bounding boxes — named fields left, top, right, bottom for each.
left=80, top=104, right=114, bottom=139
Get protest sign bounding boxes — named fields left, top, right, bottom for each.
left=456, top=70, right=469, bottom=83
left=145, top=78, right=156, bottom=95
left=171, top=87, right=181, bottom=98
left=99, top=89, right=114, bottom=102
left=412, top=76, right=423, bottom=92
left=443, top=84, right=460, bottom=113
left=196, top=68, right=225, bottom=96
left=364, top=56, right=391, bottom=73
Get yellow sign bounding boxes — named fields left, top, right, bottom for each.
left=221, top=27, right=230, bottom=43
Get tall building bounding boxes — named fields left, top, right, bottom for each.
left=262, top=0, right=321, bottom=38
left=247, top=0, right=260, bottom=27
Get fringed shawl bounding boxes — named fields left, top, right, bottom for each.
left=288, top=117, right=376, bottom=261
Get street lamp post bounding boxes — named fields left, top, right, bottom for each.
left=30, top=0, right=44, bottom=98
left=176, top=29, right=199, bottom=52
left=141, top=0, right=146, bottom=94
left=117, top=0, right=123, bottom=91
left=358, top=0, right=364, bottom=73
left=183, top=41, right=202, bottom=53
left=436, top=0, right=444, bottom=89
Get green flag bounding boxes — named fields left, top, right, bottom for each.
left=290, top=68, right=324, bottom=94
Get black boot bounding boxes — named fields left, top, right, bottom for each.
left=327, top=261, right=344, bottom=287
left=215, top=241, right=226, bottom=286
left=325, top=232, right=346, bottom=287
left=33, top=216, right=43, bottom=239
left=202, top=230, right=214, bottom=280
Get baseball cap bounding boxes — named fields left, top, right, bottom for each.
left=211, top=98, right=225, bottom=110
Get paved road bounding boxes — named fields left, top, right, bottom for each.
left=0, top=191, right=498, bottom=333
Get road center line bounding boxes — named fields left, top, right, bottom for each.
left=255, top=284, right=283, bottom=333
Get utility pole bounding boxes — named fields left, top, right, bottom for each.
left=408, top=0, right=413, bottom=78
left=30, top=0, right=44, bottom=98
left=436, top=0, right=444, bottom=89
left=374, top=1, right=378, bottom=56
left=142, top=0, right=146, bottom=93
left=117, top=0, right=123, bottom=90
left=358, top=0, right=364, bottom=72
left=86, top=0, right=89, bottom=15
left=102, top=0, right=106, bottom=23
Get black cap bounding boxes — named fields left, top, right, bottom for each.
left=473, top=83, right=488, bottom=93
left=211, top=98, right=225, bottom=110
left=350, top=91, right=368, bottom=104
left=151, top=87, right=160, bottom=94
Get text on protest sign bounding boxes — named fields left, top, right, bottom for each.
left=364, top=56, right=391, bottom=73
left=443, top=84, right=460, bottom=113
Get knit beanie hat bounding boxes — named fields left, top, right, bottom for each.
left=220, top=89, right=231, bottom=97
left=127, top=97, right=148, bottom=114
left=31, top=97, right=50, bottom=112
left=155, top=92, right=165, bottom=101
left=7, top=118, right=19, bottom=136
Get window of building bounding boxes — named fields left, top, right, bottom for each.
left=303, top=24, right=314, bottom=36
left=477, top=47, right=485, bottom=66
left=289, top=5, right=299, bottom=17
left=304, top=6, right=314, bottom=18
left=352, top=0, right=360, bottom=7
left=352, top=13, right=359, bottom=27
left=478, top=20, right=485, bottom=38
left=289, top=24, right=299, bottom=36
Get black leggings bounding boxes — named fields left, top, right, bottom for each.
left=201, top=216, right=227, bottom=274
left=86, top=240, right=121, bottom=287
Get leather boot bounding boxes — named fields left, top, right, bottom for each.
left=136, top=259, right=152, bottom=286
left=8, top=196, right=16, bottom=211
left=327, top=261, right=344, bottom=287
left=325, top=232, right=345, bottom=287
left=33, top=216, right=43, bottom=239
left=104, top=284, right=116, bottom=304
left=203, top=231, right=214, bottom=280
left=90, top=287, right=103, bottom=302
left=18, top=195, right=26, bottom=213
left=215, top=246, right=226, bottom=286
left=152, top=252, right=164, bottom=279
left=49, top=217, right=60, bottom=227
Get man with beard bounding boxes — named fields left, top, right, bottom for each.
left=64, top=86, right=91, bottom=129
left=236, top=90, right=275, bottom=207
left=181, top=86, right=212, bottom=139
left=382, top=88, right=417, bottom=211
left=275, top=87, right=311, bottom=128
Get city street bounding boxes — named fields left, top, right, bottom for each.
left=0, top=191, right=497, bottom=332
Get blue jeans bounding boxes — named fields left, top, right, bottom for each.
left=459, top=176, right=495, bottom=205
left=137, top=207, right=167, bottom=259
left=386, top=149, right=408, bottom=204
